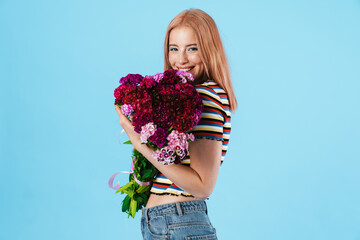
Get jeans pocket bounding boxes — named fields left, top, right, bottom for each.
left=170, top=223, right=217, bottom=240
left=147, top=215, right=169, bottom=239
left=185, top=232, right=217, bottom=240
left=141, top=215, right=145, bottom=238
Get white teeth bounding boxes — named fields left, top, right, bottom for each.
left=178, top=67, right=193, bottom=72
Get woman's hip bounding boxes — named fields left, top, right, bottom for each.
left=141, top=200, right=217, bottom=239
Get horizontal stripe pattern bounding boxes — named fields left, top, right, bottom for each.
left=150, top=79, right=232, bottom=197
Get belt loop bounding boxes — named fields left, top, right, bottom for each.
left=175, top=202, right=183, bottom=216
left=145, top=208, right=149, bottom=223
left=204, top=201, right=208, bottom=215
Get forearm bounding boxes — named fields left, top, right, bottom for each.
left=136, top=143, right=213, bottom=199
left=115, top=105, right=220, bottom=198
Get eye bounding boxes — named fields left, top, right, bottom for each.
left=188, top=47, right=198, bottom=51
left=169, top=47, right=178, bottom=51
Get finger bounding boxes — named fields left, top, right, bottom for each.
left=116, top=107, right=131, bottom=126
left=114, top=105, right=123, bottom=117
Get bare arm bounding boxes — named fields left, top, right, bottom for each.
left=115, top=105, right=222, bottom=199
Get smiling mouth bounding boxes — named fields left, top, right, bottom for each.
left=177, top=67, right=194, bottom=72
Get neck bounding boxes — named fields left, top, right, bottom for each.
left=193, top=73, right=207, bottom=85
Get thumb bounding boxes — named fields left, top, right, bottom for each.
left=115, top=105, right=123, bottom=117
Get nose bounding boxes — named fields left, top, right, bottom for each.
left=179, top=51, right=188, bottom=65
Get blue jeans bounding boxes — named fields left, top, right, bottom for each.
left=141, top=200, right=217, bottom=239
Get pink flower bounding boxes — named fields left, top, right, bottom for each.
left=176, top=70, right=194, bottom=82
left=152, top=146, right=176, bottom=165
left=187, top=133, right=195, bottom=142
left=120, top=104, right=134, bottom=116
left=153, top=72, right=164, bottom=83
left=166, top=131, right=195, bottom=159
left=114, top=69, right=203, bottom=167
left=140, top=122, right=157, bottom=143
left=167, top=130, right=188, bottom=148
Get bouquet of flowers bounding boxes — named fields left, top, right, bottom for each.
left=110, top=69, right=203, bottom=218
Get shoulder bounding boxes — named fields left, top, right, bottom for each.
left=195, top=80, right=222, bottom=100
left=189, top=80, right=231, bottom=141
left=195, top=80, right=230, bottom=118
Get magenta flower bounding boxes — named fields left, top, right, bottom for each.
left=141, top=76, right=156, bottom=88
left=149, top=127, right=167, bottom=148
left=119, top=74, right=143, bottom=86
left=176, top=70, right=194, bottom=82
left=114, top=69, right=203, bottom=166
left=153, top=72, right=164, bottom=83
left=112, top=69, right=204, bottom=218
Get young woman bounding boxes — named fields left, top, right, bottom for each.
left=115, top=9, right=237, bottom=239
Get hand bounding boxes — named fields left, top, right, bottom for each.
left=114, top=105, right=141, bottom=149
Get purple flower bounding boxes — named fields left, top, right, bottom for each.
left=120, top=104, right=134, bottom=116
left=119, top=74, right=143, bottom=86
left=176, top=70, right=194, bottom=83
left=153, top=72, right=164, bottom=83
left=149, top=128, right=167, bottom=148
left=152, top=146, right=176, bottom=165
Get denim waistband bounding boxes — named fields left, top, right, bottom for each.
left=142, top=200, right=207, bottom=218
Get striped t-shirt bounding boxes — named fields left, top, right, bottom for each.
left=150, top=79, right=232, bottom=197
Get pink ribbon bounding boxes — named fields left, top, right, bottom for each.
left=108, top=158, right=151, bottom=190
left=117, top=129, right=125, bottom=144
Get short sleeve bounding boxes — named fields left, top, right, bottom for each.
left=189, top=85, right=227, bottom=141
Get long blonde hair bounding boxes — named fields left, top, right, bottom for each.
left=164, top=9, right=237, bottom=112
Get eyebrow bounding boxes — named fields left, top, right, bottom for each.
left=169, top=43, right=197, bottom=47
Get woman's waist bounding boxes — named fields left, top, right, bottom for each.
left=146, top=193, right=204, bottom=209
left=145, top=195, right=207, bottom=216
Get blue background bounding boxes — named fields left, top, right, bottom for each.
left=1, top=0, right=360, bottom=239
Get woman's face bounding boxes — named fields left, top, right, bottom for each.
left=168, top=26, right=204, bottom=81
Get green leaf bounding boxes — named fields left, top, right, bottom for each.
left=136, top=185, right=150, bottom=194
left=123, top=140, right=132, bottom=145
left=122, top=195, right=131, bottom=213
left=117, top=181, right=134, bottom=195
left=140, top=161, right=146, bottom=168
left=114, top=148, right=159, bottom=218
left=126, top=184, right=135, bottom=198
left=129, top=199, right=137, bottom=218
left=141, top=169, right=153, bottom=180
left=138, top=193, right=148, bottom=200
left=133, top=193, right=142, bottom=202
